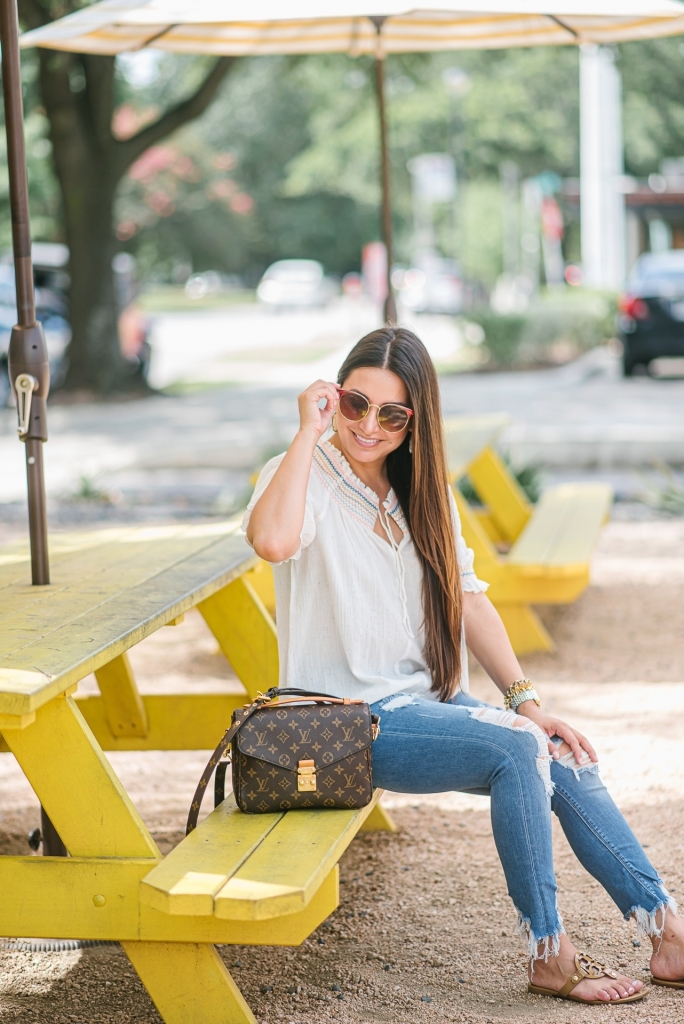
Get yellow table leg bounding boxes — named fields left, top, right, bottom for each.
left=359, top=802, right=397, bottom=832
left=95, top=652, right=149, bottom=739
left=199, top=576, right=278, bottom=698
left=1, top=696, right=260, bottom=1024
left=495, top=603, right=554, bottom=654
left=123, top=941, right=257, bottom=1024
left=244, top=560, right=276, bottom=619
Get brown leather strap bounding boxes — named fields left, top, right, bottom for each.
left=185, top=687, right=359, bottom=834
left=558, top=952, right=619, bottom=998
left=186, top=698, right=266, bottom=834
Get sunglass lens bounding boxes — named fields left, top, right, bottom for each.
left=339, top=392, right=368, bottom=421
left=378, top=405, right=410, bottom=432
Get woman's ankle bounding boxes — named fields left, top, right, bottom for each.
left=650, top=908, right=684, bottom=955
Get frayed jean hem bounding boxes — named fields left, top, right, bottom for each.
left=514, top=908, right=565, bottom=966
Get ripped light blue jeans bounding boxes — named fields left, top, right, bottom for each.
left=371, top=690, right=676, bottom=960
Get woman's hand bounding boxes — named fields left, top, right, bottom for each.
left=297, top=379, right=339, bottom=440
left=517, top=702, right=598, bottom=765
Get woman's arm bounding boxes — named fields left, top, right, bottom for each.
left=246, top=379, right=339, bottom=563
left=462, top=590, right=597, bottom=764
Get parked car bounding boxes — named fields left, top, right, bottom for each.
left=256, top=259, right=337, bottom=310
left=619, top=251, right=684, bottom=375
left=395, top=256, right=463, bottom=315
left=0, top=243, right=71, bottom=406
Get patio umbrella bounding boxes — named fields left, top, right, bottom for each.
left=8, top=0, right=684, bottom=584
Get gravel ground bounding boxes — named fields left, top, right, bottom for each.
left=1, top=517, right=683, bottom=1023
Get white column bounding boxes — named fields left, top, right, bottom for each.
left=580, top=44, right=626, bottom=290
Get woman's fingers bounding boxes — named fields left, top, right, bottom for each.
left=297, top=380, right=339, bottom=434
left=548, top=720, right=585, bottom=770
left=573, top=728, right=598, bottom=762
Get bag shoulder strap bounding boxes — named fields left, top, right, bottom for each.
left=186, top=697, right=267, bottom=834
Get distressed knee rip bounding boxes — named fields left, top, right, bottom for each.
left=465, top=706, right=554, bottom=797
left=378, top=694, right=419, bottom=712
left=553, top=741, right=598, bottom=781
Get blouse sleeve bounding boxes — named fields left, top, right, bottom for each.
left=448, top=487, right=489, bottom=593
left=241, top=452, right=317, bottom=563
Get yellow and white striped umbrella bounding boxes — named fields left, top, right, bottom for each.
left=20, top=0, right=684, bottom=56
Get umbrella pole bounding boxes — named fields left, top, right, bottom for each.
left=372, top=25, right=396, bottom=324
left=0, top=0, right=50, bottom=586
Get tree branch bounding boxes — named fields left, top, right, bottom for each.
left=113, top=56, right=238, bottom=175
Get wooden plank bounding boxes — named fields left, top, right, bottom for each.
left=74, top=692, right=246, bottom=751
left=123, top=942, right=258, bottom=1024
left=95, top=653, right=148, bottom=738
left=214, top=792, right=382, bottom=920
left=485, top=565, right=590, bottom=606
left=0, top=856, right=154, bottom=941
left=199, top=576, right=278, bottom=699
left=466, top=447, right=532, bottom=542
left=0, top=533, right=257, bottom=715
left=0, top=524, right=216, bottom=621
left=0, top=525, right=248, bottom=652
left=140, top=800, right=283, bottom=917
left=0, top=854, right=338, bottom=945
left=443, top=414, right=510, bottom=479
left=2, top=695, right=159, bottom=859
left=509, top=484, right=612, bottom=566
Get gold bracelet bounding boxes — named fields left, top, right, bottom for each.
left=504, top=679, right=541, bottom=711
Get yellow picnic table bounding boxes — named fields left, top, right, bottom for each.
left=444, top=414, right=613, bottom=653
left=0, top=520, right=393, bottom=1024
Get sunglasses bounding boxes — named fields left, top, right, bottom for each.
left=337, top=388, right=413, bottom=433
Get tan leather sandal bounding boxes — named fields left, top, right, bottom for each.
left=528, top=951, right=649, bottom=1004
left=652, top=975, right=684, bottom=989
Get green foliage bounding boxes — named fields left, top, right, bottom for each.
left=468, top=290, right=616, bottom=368
left=9, top=36, right=684, bottom=288
left=638, top=463, right=684, bottom=516
left=458, top=454, right=543, bottom=506
left=466, top=311, right=526, bottom=366
left=619, top=38, right=684, bottom=177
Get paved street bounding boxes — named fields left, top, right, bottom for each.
left=1, top=300, right=683, bottom=532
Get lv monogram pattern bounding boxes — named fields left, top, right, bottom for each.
left=233, top=703, right=374, bottom=813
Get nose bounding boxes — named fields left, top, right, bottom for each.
left=362, top=405, right=382, bottom=433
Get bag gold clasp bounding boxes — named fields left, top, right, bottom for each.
left=297, top=759, right=317, bottom=792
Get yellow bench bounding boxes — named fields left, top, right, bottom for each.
left=444, top=416, right=613, bottom=653
left=0, top=521, right=394, bottom=1024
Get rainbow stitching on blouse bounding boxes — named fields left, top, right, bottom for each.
left=313, top=443, right=406, bottom=533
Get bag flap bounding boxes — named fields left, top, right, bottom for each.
left=235, top=701, right=372, bottom=769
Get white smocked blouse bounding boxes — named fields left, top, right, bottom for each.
left=242, top=439, right=489, bottom=706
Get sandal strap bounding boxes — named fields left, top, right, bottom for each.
left=558, top=952, right=620, bottom=998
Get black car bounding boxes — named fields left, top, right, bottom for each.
left=619, top=251, right=684, bottom=376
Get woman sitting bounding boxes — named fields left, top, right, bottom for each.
left=244, top=326, right=684, bottom=1005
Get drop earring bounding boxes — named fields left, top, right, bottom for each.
left=331, top=412, right=338, bottom=432
left=408, top=433, right=413, bottom=454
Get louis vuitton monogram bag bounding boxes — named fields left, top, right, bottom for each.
left=186, top=687, right=379, bottom=833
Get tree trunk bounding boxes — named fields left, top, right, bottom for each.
left=37, top=50, right=134, bottom=393
left=26, top=33, right=238, bottom=395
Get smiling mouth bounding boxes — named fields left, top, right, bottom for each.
left=351, top=430, right=382, bottom=448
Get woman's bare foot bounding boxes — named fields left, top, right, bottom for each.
left=650, top=908, right=684, bottom=982
left=529, top=934, right=644, bottom=1002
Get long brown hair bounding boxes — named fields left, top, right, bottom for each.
left=337, top=327, right=462, bottom=701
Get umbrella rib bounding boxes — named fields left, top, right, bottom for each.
left=546, top=14, right=580, bottom=40
left=136, top=24, right=177, bottom=49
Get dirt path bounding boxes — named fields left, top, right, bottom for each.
left=1, top=517, right=683, bottom=1023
